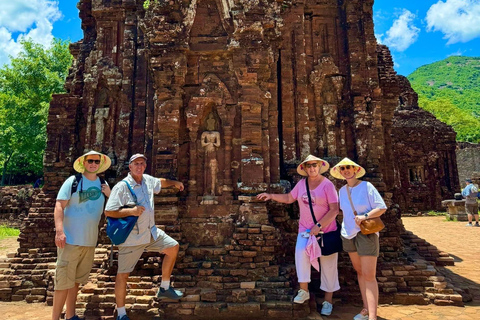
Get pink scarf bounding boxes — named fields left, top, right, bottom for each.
left=305, top=234, right=322, bottom=271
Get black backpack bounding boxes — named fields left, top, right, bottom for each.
left=70, top=173, right=106, bottom=196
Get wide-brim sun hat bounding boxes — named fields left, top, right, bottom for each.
left=330, top=157, right=366, bottom=180
left=297, top=154, right=330, bottom=176
left=73, top=150, right=111, bottom=174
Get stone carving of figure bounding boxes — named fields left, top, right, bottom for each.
left=201, top=114, right=221, bottom=196
left=94, top=108, right=109, bottom=146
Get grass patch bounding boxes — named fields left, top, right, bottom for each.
left=425, top=211, right=447, bottom=216
left=445, top=215, right=458, bottom=222
left=0, top=225, right=20, bottom=240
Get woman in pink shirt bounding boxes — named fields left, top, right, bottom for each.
left=257, top=155, right=340, bottom=316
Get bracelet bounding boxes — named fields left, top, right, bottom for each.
left=364, top=213, right=369, bottom=218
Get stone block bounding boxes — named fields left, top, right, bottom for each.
left=183, top=294, right=200, bottom=302
left=241, top=282, right=256, bottom=289
left=227, top=302, right=261, bottom=315
left=193, top=302, right=223, bottom=317
left=177, top=308, right=193, bottom=315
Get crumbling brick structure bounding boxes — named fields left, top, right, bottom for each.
left=0, top=1, right=462, bottom=318
left=0, top=186, right=39, bottom=227
left=389, top=72, right=459, bottom=214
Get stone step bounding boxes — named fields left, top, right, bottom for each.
left=72, top=300, right=310, bottom=320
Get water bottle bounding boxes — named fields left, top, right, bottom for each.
left=301, top=229, right=311, bottom=238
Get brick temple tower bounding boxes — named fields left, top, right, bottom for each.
left=0, top=1, right=461, bottom=319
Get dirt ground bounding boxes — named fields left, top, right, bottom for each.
left=0, top=236, right=18, bottom=260
left=1, top=216, right=480, bottom=319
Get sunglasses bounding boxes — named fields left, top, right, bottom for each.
left=86, top=159, right=101, bottom=164
left=340, top=165, right=353, bottom=171
left=305, top=163, right=318, bottom=168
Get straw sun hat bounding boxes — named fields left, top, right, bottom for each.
left=296, top=155, right=330, bottom=176
left=73, top=150, right=111, bottom=174
left=330, top=157, right=366, bottom=180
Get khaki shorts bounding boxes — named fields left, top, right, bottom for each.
left=342, top=232, right=379, bottom=257
left=465, top=204, right=479, bottom=215
left=55, top=244, right=95, bottom=290
left=118, top=229, right=178, bottom=274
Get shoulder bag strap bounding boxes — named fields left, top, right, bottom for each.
left=346, top=185, right=358, bottom=216
left=305, top=178, right=318, bottom=224
left=122, top=180, right=138, bottom=205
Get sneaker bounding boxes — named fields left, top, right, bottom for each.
left=293, top=289, right=309, bottom=304
left=353, top=308, right=369, bottom=320
left=156, top=286, right=183, bottom=300
left=320, top=301, right=333, bottom=315
left=117, top=315, right=130, bottom=320
left=475, top=223, right=480, bottom=227
left=466, top=223, right=473, bottom=227
left=66, top=316, right=81, bottom=320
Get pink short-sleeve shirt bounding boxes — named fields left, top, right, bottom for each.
left=290, top=178, right=339, bottom=233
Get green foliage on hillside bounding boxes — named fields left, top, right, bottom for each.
left=0, top=39, right=72, bottom=185
left=408, top=56, right=480, bottom=143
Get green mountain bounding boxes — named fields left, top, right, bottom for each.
left=407, top=56, right=480, bottom=143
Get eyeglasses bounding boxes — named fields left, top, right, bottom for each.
left=340, top=165, right=352, bottom=171
left=86, top=159, right=101, bottom=164
left=305, top=163, right=318, bottom=168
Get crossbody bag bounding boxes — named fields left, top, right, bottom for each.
left=305, top=179, right=343, bottom=256
left=346, top=184, right=385, bottom=235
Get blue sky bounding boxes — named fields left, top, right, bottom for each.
left=1, top=0, right=480, bottom=76
left=374, top=0, right=480, bottom=75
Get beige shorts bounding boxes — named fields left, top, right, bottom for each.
left=465, top=204, right=478, bottom=215
left=55, top=244, right=95, bottom=290
left=342, top=232, right=379, bottom=257
left=117, top=229, right=178, bottom=274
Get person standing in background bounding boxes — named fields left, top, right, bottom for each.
left=462, top=178, right=479, bottom=227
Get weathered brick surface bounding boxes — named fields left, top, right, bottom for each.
left=0, top=186, right=39, bottom=227
left=457, top=142, right=480, bottom=186
left=0, top=0, right=463, bottom=318
left=389, top=72, right=459, bottom=214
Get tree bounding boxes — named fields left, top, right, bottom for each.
left=0, top=38, right=72, bottom=185
left=418, top=96, right=480, bottom=143
left=408, top=56, right=480, bottom=143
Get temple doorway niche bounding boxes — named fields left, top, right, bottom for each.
left=199, top=109, right=223, bottom=204
left=89, top=83, right=125, bottom=167
left=92, top=87, right=112, bottom=149
left=185, top=73, right=235, bottom=206
left=310, top=55, right=345, bottom=158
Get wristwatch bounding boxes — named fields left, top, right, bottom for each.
left=316, top=222, right=322, bottom=228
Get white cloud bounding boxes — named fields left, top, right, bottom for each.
left=382, top=9, right=420, bottom=52
left=0, top=0, right=61, bottom=66
left=448, top=49, right=465, bottom=56
left=426, top=0, right=480, bottom=44
left=375, top=33, right=384, bottom=44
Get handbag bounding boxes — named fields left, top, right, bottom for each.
left=346, top=185, right=385, bottom=235
left=106, top=180, right=139, bottom=245
left=305, top=179, right=343, bottom=256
